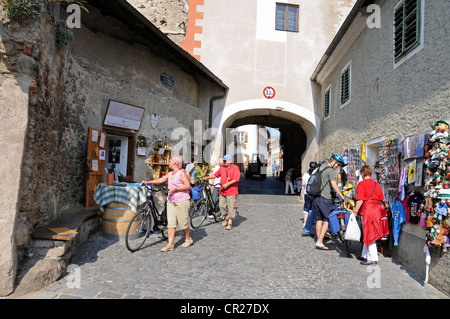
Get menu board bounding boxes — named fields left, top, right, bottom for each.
left=103, top=99, right=145, bottom=130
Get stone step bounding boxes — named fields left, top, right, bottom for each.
left=31, top=207, right=99, bottom=241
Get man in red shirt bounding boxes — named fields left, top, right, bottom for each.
left=204, top=154, right=240, bottom=229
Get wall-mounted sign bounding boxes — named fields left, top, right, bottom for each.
left=263, top=86, right=275, bottom=99
left=160, top=72, right=175, bottom=88
left=151, top=114, right=158, bottom=129
left=103, top=99, right=145, bottom=130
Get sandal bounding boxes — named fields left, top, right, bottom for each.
left=161, top=245, right=174, bottom=252
left=182, top=238, right=193, bottom=248
left=315, top=244, right=329, bottom=250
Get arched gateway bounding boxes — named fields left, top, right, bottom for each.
left=210, top=99, right=319, bottom=175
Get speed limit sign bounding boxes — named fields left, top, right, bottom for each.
left=263, top=87, right=275, bottom=99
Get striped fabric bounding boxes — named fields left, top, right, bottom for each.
left=94, top=183, right=147, bottom=213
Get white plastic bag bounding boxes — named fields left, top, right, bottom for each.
left=345, top=213, right=361, bottom=241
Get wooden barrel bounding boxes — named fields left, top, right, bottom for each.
left=102, top=202, right=140, bottom=239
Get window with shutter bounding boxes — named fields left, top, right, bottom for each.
left=394, top=0, right=421, bottom=62
left=324, top=87, right=331, bottom=118
left=340, top=63, right=351, bottom=107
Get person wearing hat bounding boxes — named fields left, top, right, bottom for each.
left=204, top=154, right=240, bottom=230
left=313, top=153, right=346, bottom=250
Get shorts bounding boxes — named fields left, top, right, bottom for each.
left=303, top=193, right=315, bottom=214
left=219, top=195, right=238, bottom=219
left=313, top=196, right=334, bottom=222
left=167, top=200, right=190, bottom=229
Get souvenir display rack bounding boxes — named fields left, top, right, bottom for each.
left=423, top=120, right=450, bottom=252
left=343, top=148, right=361, bottom=184
left=385, top=138, right=400, bottom=203
left=341, top=121, right=449, bottom=255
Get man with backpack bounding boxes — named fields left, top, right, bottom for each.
left=302, top=161, right=319, bottom=235
left=311, top=153, right=346, bottom=250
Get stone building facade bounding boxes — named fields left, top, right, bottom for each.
left=178, top=0, right=358, bottom=173
left=127, top=0, right=189, bottom=46
left=311, top=0, right=449, bottom=294
left=0, top=0, right=226, bottom=296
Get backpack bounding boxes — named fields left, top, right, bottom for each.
left=306, top=166, right=332, bottom=196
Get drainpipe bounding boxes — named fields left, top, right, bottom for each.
left=208, top=88, right=227, bottom=129
left=207, top=89, right=227, bottom=161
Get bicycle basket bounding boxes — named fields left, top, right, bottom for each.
left=190, top=182, right=202, bottom=201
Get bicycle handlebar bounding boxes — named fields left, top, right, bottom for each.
left=141, top=183, right=167, bottom=194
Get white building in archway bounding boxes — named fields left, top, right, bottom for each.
left=183, top=0, right=357, bottom=172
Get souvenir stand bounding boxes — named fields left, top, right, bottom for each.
left=423, top=121, right=450, bottom=254
left=341, top=121, right=450, bottom=263
left=343, top=148, right=361, bottom=185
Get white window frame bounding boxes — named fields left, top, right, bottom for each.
left=340, top=61, right=352, bottom=109
left=237, top=131, right=245, bottom=143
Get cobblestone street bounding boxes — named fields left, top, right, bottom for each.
left=21, top=176, right=447, bottom=301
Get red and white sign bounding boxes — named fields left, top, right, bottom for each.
left=263, top=86, right=275, bottom=99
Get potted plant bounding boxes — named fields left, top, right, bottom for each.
left=136, top=135, right=147, bottom=156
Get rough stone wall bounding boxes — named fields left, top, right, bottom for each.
left=0, top=0, right=212, bottom=296
left=19, top=2, right=203, bottom=235
left=127, top=0, right=188, bottom=46
left=4, top=4, right=88, bottom=254
left=0, top=1, right=47, bottom=295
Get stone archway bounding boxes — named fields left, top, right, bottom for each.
left=210, top=99, right=319, bottom=175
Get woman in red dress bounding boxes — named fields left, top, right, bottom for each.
left=353, top=165, right=390, bottom=265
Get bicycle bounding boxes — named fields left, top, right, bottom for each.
left=190, top=181, right=224, bottom=229
left=329, top=198, right=359, bottom=257
left=125, top=184, right=168, bottom=252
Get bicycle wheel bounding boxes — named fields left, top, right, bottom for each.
left=125, top=210, right=151, bottom=252
left=212, top=203, right=223, bottom=223
left=158, top=207, right=168, bottom=240
left=190, top=199, right=207, bottom=228
left=159, top=225, right=168, bottom=239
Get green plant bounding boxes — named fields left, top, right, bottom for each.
left=194, top=163, right=212, bottom=184
left=55, top=19, right=73, bottom=48
left=5, top=0, right=39, bottom=20
left=137, top=135, right=147, bottom=147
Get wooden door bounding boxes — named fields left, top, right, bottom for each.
left=85, top=128, right=107, bottom=207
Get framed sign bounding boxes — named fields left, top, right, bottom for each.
left=103, top=99, right=145, bottom=130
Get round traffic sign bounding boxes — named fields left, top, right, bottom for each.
left=263, top=87, right=275, bottom=99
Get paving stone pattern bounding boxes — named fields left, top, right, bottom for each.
left=24, top=176, right=447, bottom=300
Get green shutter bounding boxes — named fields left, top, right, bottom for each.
left=340, top=66, right=350, bottom=105
left=324, top=89, right=330, bottom=118
left=394, top=0, right=421, bottom=62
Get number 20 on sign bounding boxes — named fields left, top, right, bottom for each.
left=263, top=87, right=275, bottom=99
